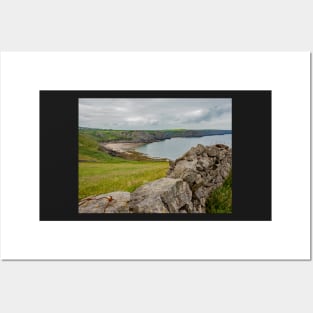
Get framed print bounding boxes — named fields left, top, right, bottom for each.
left=40, top=90, right=271, bottom=221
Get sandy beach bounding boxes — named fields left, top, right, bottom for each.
left=102, top=142, right=145, bottom=153
left=100, top=141, right=167, bottom=161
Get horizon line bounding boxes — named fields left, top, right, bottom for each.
left=79, top=126, right=232, bottom=131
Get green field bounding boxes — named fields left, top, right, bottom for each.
left=79, top=161, right=169, bottom=200
left=79, top=131, right=169, bottom=200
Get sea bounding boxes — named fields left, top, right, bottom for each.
left=135, top=134, right=232, bottom=160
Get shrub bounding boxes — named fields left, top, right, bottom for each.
left=206, top=170, right=232, bottom=214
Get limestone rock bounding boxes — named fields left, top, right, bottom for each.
left=79, top=191, right=130, bottom=213
left=129, top=177, right=193, bottom=213
left=167, top=144, right=232, bottom=212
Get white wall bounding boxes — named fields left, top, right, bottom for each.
left=0, top=1, right=312, bottom=313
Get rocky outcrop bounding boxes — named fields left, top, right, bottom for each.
left=123, top=129, right=232, bottom=143
left=167, top=144, right=232, bottom=212
left=79, top=191, right=130, bottom=213
left=129, top=178, right=193, bottom=213
left=78, top=144, right=232, bottom=214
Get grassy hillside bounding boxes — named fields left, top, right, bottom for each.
left=206, top=171, right=232, bottom=214
left=79, top=127, right=232, bottom=144
left=78, top=131, right=169, bottom=200
left=79, top=133, right=123, bottom=162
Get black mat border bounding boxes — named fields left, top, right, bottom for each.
left=40, top=91, right=271, bottom=221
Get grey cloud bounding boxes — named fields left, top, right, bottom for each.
left=79, top=98, right=231, bottom=130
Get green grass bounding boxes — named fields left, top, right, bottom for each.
left=79, top=161, right=169, bottom=200
left=79, top=133, right=125, bottom=162
left=206, top=171, right=232, bottom=214
left=79, top=131, right=169, bottom=200
left=79, top=129, right=133, bottom=143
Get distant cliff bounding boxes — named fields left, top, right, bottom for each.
left=79, top=128, right=232, bottom=143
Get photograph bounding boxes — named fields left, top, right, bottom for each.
left=78, top=98, right=232, bottom=214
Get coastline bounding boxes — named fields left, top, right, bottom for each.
left=102, top=142, right=146, bottom=153
left=100, top=141, right=167, bottom=161
left=100, top=132, right=232, bottom=161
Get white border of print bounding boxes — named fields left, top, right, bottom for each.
left=0, top=52, right=310, bottom=260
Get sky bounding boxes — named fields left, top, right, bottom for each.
left=79, top=98, right=232, bottom=130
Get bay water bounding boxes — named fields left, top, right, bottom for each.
left=135, top=134, right=232, bottom=160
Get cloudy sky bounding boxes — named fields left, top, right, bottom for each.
left=79, top=98, right=231, bottom=130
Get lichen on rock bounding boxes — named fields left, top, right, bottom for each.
left=129, top=177, right=193, bottom=213
left=79, top=191, right=130, bottom=213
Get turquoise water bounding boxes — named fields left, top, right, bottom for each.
left=135, top=134, right=232, bottom=160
